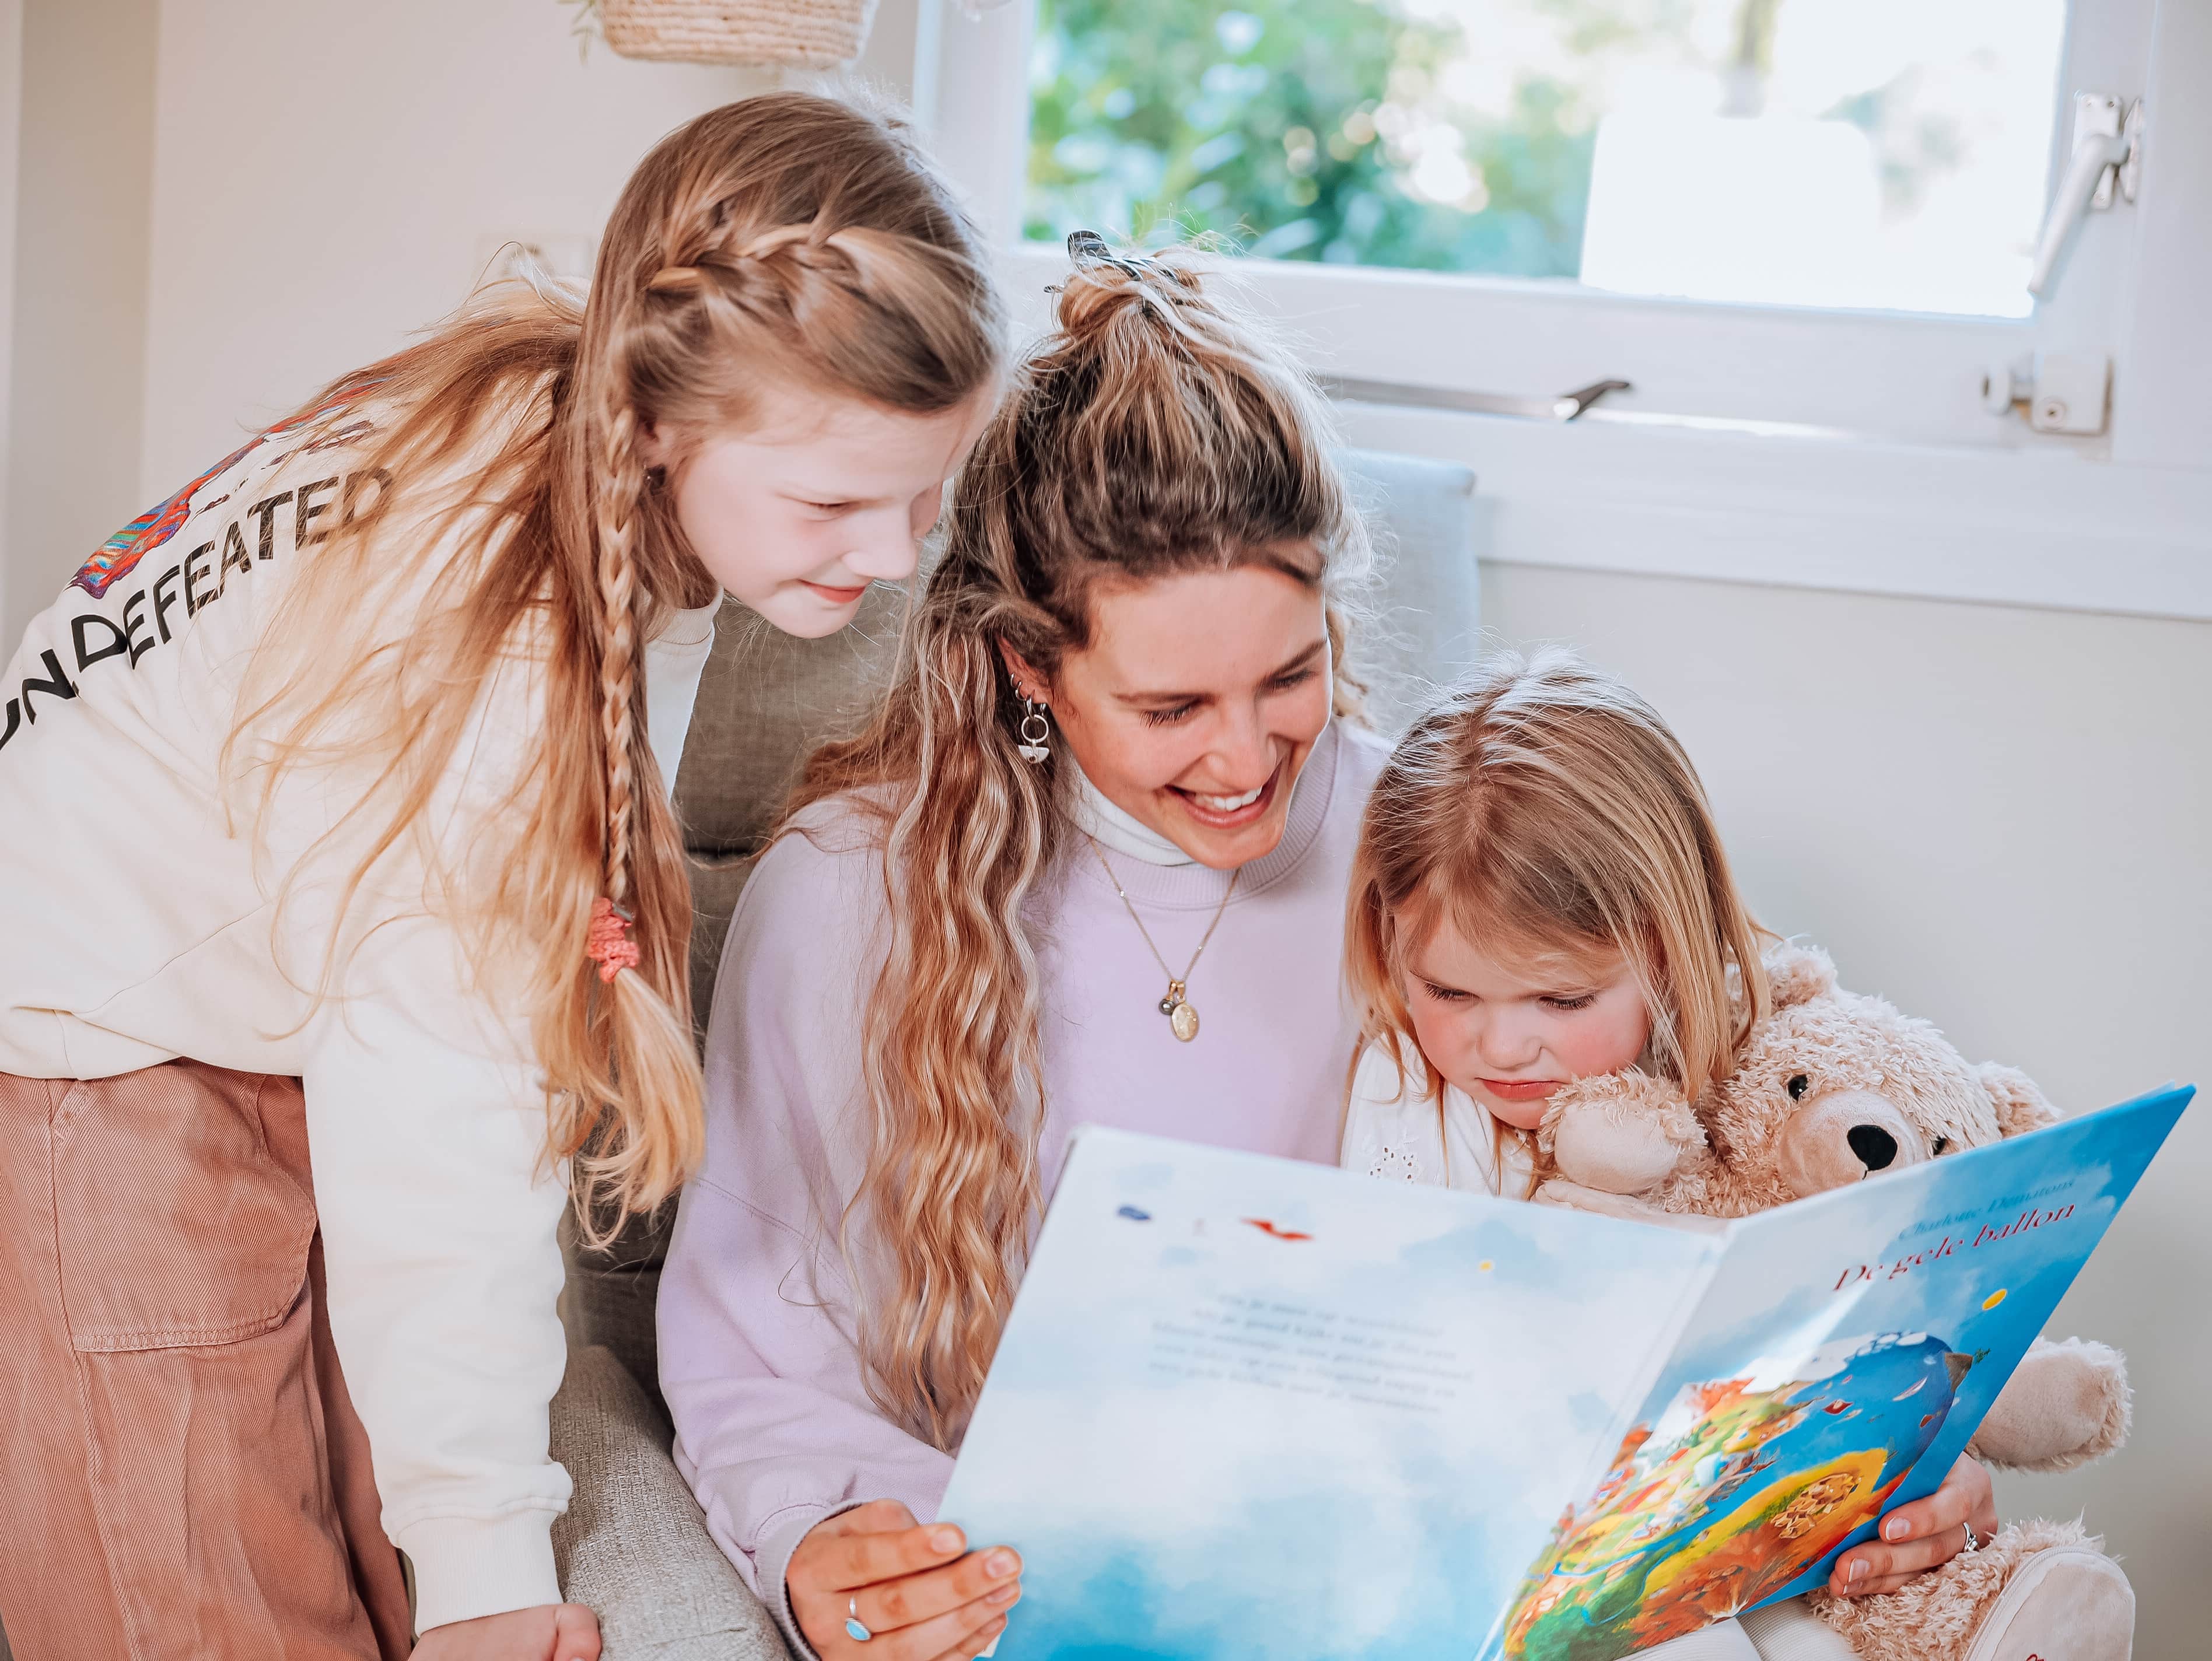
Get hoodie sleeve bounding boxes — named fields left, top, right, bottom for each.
left=296, top=910, right=573, bottom=1630
left=286, top=601, right=716, bottom=1631
left=659, top=816, right=956, bottom=1657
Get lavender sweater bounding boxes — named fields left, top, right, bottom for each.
left=660, top=719, right=1388, bottom=1646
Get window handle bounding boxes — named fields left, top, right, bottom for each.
left=1322, top=376, right=1632, bottom=423
left=2028, top=95, right=2141, bottom=299
left=1551, top=379, right=1633, bottom=420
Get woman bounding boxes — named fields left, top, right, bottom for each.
left=658, top=241, right=1992, bottom=1661
left=659, top=241, right=1382, bottom=1659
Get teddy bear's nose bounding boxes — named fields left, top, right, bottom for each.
left=1847, top=1124, right=1899, bottom=1171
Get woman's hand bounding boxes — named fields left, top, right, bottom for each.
left=790, top=1499, right=1023, bottom=1660
left=1828, top=1455, right=1999, bottom=1598
left=409, top=1603, right=600, bottom=1660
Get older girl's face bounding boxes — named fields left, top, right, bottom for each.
left=1013, top=560, right=1334, bottom=871
left=643, top=382, right=995, bottom=640
left=1401, top=918, right=1654, bottom=1130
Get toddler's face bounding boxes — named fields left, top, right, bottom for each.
left=1399, top=918, right=1653, bottom=1131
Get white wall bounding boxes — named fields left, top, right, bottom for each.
left=1482, top=562, right=2212, bottom=1660
left=1, top=0, right=158, bottom=654
left=0, top=0, right=21, bottom=646
left=135, top=0, right=772, bottom=496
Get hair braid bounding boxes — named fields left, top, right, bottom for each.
left=594, top=395, right=646, bottom=910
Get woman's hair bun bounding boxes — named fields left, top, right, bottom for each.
left=1052, top=230, right=1207, bottom=343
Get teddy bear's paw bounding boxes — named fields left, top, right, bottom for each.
left=1957, top=1542, right=2133, bottom=1661
left=1967, top=1336, right=2131, bottom=1472
left=1811, top=1521, right=2127, bottom=1661
left=1540, top=1072, right=1703, bottom=1196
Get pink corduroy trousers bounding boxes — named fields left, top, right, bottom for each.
left=0, top=1061, right=413, bottom=1659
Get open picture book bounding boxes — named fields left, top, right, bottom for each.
left=937, top=1084, right=2191, bottom=1661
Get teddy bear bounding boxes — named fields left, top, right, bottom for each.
left=1532, top=941, right=2135, bottom=1661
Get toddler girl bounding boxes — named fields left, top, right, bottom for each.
left=1340, top=648, right=1996, bottom=1661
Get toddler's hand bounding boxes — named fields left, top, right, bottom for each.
left=1829, top=1455, right=1999, bottom=1597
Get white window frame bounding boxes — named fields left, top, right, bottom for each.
left=895, top=0, right=2212, bottom=621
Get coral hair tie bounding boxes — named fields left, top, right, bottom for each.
left=586, top=897, right=641, bottom=982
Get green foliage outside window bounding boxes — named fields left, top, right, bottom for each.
left=1025, top=0, right=1613, bottom=277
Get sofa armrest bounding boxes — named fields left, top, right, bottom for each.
left=551, top=1344, right=793, bottom=1660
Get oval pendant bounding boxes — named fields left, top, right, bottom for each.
left=1169, top=1000, right=1199, bottom=1042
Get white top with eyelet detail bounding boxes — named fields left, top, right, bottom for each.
left=1340, top=1041, right=1540, bottom=1197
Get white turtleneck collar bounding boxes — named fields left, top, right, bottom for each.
left=1065, top=755, right=1197, bottom=867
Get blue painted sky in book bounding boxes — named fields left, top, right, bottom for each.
left=939, top=1088, right=2187, bottom=1661
left=938, top=1131, right=1725, bottom=1661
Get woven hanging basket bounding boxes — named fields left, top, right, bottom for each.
left=597, top=0, right=882, bottom=69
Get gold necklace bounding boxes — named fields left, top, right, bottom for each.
left=1089, top=838, right=1238, bottom=1043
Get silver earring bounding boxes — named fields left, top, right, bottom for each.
left=1017, top=697, right=1052, bottom=765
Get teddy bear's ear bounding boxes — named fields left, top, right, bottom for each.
left=1980, top=1063, right=2060, bottom=1137
left=1764, top=941, right=1837, bottom=1010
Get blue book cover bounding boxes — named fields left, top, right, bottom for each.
left=937, top=1085, right=2190, bottom=1661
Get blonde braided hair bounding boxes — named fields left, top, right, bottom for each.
left=594, top=396, right=646, bottom=913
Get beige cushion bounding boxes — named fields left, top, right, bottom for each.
left=551, top=1344, right=792, bottom=1659
left=674, top=586, right=910, bottom=862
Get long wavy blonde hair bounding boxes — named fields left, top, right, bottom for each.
left=1346, top=648, right=1774, bottom=1173
left=785, top=246, right=1370, bottom=1445
left=228, top=94, right=1003, bottom=1233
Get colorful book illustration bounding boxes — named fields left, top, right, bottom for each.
left=938, top=1085, right=2190, bottom=1661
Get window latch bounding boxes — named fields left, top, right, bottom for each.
left=1322, top=376, right=1633, bottom=423
left=2027, top=94, right=2142, bottom=299
left=1982, top=351, right=2112, bottom=436
left=1552, top=379, right=1633, bottom=420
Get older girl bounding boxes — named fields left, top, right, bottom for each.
left=1341, top=650, right=2010, bottom=1661
left=0, top=95, right=1000, bottom=1660
left=660, top=244, right=1390, bottom=1661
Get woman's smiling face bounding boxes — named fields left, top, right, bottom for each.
left=1010, top=559, right=1334, bottom=871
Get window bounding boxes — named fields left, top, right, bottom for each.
left=1026, top=0, right=2069, bottom=319
left=916, top=0, right=2212, bottom=619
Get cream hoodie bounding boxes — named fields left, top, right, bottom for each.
left=0, top=397, right=719, bottom=1630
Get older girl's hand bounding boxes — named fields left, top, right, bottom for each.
left=789, top=1500, right=1022, bottom=1661
left=1829, top=1455, right=2000, bottom=1598
left=409, top=1603, right=600, bottom=1659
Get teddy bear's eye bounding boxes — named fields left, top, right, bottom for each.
left=1932, top=1136, right=1951, bottom=1155
left=1787, top=1073, right=1810, bottom=1101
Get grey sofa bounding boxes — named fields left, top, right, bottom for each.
left=550, top=449, right=1480, bottom=1659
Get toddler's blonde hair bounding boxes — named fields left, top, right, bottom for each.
left=1347, top=648, right=1772, bottom=1122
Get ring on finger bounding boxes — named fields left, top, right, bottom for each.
left=845, top=1596, right=874, bottom=1642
